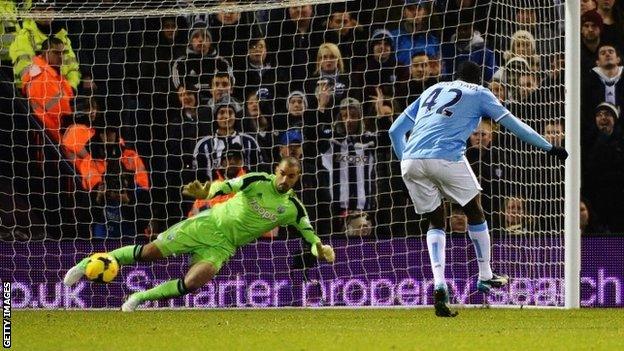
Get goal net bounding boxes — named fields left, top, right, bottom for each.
left=0, top=0, right=567, bottom=308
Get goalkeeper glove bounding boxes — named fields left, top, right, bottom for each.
left=546, top=146, right=568, bottom=161
left=182, top=180, right=211, bottom=199
left=313, top=242, right=335, bottom=263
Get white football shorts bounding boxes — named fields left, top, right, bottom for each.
left=401, top=157, right=482, bottom=214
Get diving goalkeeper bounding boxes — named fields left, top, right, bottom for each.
left=63, top=157, right=335, bottom=312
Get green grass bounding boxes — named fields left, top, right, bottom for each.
left=12, top=309, right=624, bottom=350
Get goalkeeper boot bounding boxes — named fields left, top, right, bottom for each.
left=477, top=273, right=510, bottom=293
left=433, top=288, right=458, bottom=318
left=63, top=257, right=90, bottom=286
left=121, top=294, right=142, bottom=312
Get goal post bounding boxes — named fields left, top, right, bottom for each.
left=564, top=0, right=581, bottom=309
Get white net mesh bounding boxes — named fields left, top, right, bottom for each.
left=0, top=0, right=566, bottom=308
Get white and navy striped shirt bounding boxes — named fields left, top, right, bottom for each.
left=193, top=132, right=263, bottom=180
left=321, top=134, right=376, bottom=211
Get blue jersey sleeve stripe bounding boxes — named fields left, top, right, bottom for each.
left=492, top=111, right=510, bottom=122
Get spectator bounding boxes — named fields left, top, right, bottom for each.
left=427, top=52, right=443, bottom=79
left=437, top=0, right=489, bottom=42
left=440, top=13, right=496, bottom=81
left=489, top=79, right=506, bottom=103
left=466, top=120, right=502, bottom=219
left=268, top=5, right=324, bottom=92
left=171, top=22, right=231, bottom=95
left=0, top=0, right=20, bottom=67
left=449, top=205, right=468, bottom=235
left=91, top=125, right=150, bottom=238
left=493, top=56, right=532, bottom=102
left=10, top=1, right=80, bottom=90
left=582, top=0, right=598, bottom=14
left=582, top=44, right=624, bottom=130
left=391, top=0, right=440, bottom=66
left=496, top=5, right=561, bottom=60
left=304, top=43, right=350, bottom=110
left=503, top=30, right=541, bottom=73
left=501, top=196, right=530, bottom=235
left=274, top=90, right=308, bottom=132
left=166, top=85, right=211, bottom=183
left=581, top=10, right=605, bottom=72
left=595, top=0, right=624, bottom=46
left=323, top=6, right=369, bottom=74
left=21, top=37, right=74, bottom=143
left=583, top=102, right=624, bottom=232
left=205, top=71, right=244, bottom=113
left=244, top=90, right=275, bottom=163
left=516, top=73, right=540, bottom=103
left=320, top=97, right=376, bottom=222
left=405, top=51, right=439, bottom=105
left=232, top=38, right=277, bottom=104
left=138, top=16, right=187, bottom=110
left=580, top=198, right=610, bottom=236
left=362, top=29, right=409, bottom=103
left=208, top=0, right=263, bottom=61
left=187, top=144, right=248, bottom=218
left=193, top=100, right=263, bottom=181
left=544, top=120, right=565, bottom=148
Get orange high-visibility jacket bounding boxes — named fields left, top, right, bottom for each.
left=22, top=55, right=73, bottom=143
left=62, top=125, right=150, bottom=191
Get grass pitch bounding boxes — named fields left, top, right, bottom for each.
left=12, top=308, right=623, bottom=350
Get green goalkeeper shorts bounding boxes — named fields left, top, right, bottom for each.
left=153, top=210, right=236, bottom=271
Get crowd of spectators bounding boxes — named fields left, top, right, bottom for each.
left=0, top=0, right=620, bottom=240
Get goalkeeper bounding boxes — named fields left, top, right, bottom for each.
left=64, top=157, right=335, bottom=312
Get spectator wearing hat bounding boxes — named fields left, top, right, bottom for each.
left=362, top=29, right=410, bottom=103
left=321, top=97, right=376, bottom=231
left=193, top=100, right=263, bottom=181
left=171, top=21, right=231, bottom=93
left=581, top=10, right=606, bottom=73
left=274, top=90, right=309, bottom=132
left=232, top=37, right=277, bottom=103
left=390, top=0, right=440, bottom=66
left=583, top=102, right=624, bottom=232
left=582, top=44, right=624, bottom=134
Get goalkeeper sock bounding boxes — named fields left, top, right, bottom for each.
left=426, top=228, right=447, bottom=290
left=109, top=245, right=144, bottom=266
left=468, top=221, right=493, bottom=281
left=135, top=279, right=189, bottom=302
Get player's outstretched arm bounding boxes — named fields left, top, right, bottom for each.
left=498, top=115, right=568, bottom=161
left=389, top=97, right=419, bottom=160
left=289, top=197, right=335, bottom=263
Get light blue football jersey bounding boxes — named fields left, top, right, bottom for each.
left=401, top=80, right=510, bottom=161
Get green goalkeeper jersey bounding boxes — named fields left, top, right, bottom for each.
left=203, top=172, right=321, bottom=248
